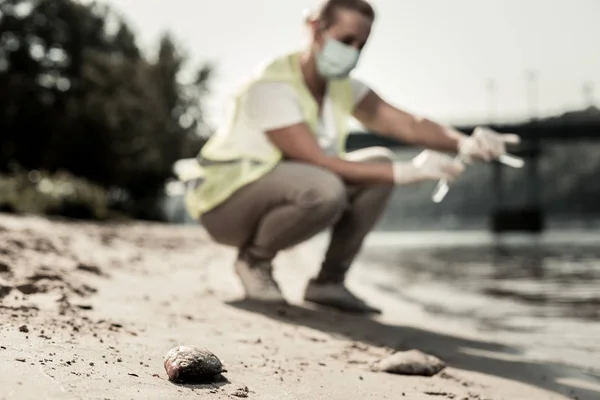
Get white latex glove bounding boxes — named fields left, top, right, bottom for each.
left=392, top=150, right=465, bottom=185
left=458, top=126, right=521, bottom=163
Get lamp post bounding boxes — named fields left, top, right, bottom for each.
left=486, top=78, right=497, bottom=125
left=526, top=70, right=539, bottom=121
left=583, top=81, right=595, bottom=108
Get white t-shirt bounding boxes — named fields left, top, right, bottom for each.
left=243, top=78, right=370, bottom=155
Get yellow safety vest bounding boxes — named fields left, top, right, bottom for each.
left=183, top=51, right=354, bottom=219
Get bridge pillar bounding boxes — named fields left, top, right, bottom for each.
left=490, top=140, right=545, bottom=233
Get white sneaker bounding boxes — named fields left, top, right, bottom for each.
left=234, top=258, right=286, bottom=303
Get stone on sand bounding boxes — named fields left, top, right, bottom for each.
left=370, top=349, right=446, bottom=377
left=163, top=345, right=226, bottom=383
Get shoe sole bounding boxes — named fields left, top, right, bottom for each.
left=304, top=298, right=382, bottom=315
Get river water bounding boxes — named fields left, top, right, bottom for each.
left=352, top=230, right=600, bottom=377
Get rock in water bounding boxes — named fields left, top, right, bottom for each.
left=370, top=349, right=446, bottom=377
left=164, top=346, right=226, bottom=383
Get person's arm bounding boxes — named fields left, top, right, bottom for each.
left=246, top=81, right=462, bottom=185
left=353, top=89, right=467, bottom=153
left=265, top=123, right=395, bottom=184
left=245, top=81, right=394, bottom=184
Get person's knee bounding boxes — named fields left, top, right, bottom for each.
left=347, top=147, right=395, bottom=201
left=356, top=148, right=395, bottom=195
left=294, top=170, right=347, bottom=217
left=370, top=148, right=395, bottom=194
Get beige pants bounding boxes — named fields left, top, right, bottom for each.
left=200, top=147, right=395, bottom=283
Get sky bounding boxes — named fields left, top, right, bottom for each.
left=102, top=0, right=599, bottom=127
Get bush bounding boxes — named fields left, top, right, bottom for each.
left=0, top=168, right=109, bottom=219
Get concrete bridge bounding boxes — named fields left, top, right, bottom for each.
left=346, top=120, right=600, bottom=233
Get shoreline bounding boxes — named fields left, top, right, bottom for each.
left=0, top=213, right=596, bottom=399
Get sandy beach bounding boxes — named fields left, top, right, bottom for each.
left=0, top=213, right=595, bottom=400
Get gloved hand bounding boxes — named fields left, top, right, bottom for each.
left=458, top=126, right=521, bottom=163
left=392, top=150, right=465, bottom=185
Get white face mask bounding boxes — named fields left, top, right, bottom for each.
left=315, top=36, right=360, bottom=79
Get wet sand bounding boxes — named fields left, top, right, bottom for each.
left=0, top=213, right=595, bottom=399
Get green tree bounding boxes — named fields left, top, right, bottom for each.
left=0, top=0, right=212, bottom=219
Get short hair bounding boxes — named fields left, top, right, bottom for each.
left=305, top=0, right=375, bottom=28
